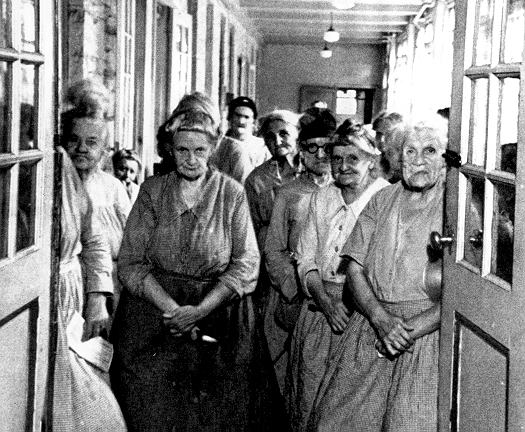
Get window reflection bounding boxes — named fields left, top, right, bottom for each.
left=475, top=0, right=494, bottom=65
left=0, top=0, right=9, bottom=48
left=21, top=0, right=36, bottom=53
left=491, top=182, right=514, bottom=284
left=464, top=175, right=484, bottom=271
left=20, top=63, right=36, bottom=150
left=470, top=78, right=488, bottom=166
left=16, top=161, right=37, bottom=251
left=503, top=0, right=524, bottom=63
left=0, top=167, right=8, bottom=258
left=0, top=61, right=9, bottom=153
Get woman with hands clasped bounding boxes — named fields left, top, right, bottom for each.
left=309, top=115, right=448, bottom=432
left=111, top=92, right=286, bottom=432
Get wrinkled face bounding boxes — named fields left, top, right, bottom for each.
left=114, top=159, right=139, bottom=185
left=65, top=118, right=107, bottom=174
left=262, top=120, right=299, bottom=158
left=402, top=130, right=445, bottom=191
left=229, top=106, right=255, bottom=141
left=302, top=139, right=331, bottom=176
left=330, top=144, right=374, bottom=188
left=169, top=131, right=212, bottom=180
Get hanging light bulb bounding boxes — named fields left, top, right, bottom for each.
left=332, top=0, right=355, bottom=9
left=320, top=43, right=332, bottom=58
left=324, top=12, right=339, bottom=43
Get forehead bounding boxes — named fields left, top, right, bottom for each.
left=405, top=130, right=441, bottom=150
left=265, top=119, right=296, bottom=134
left=332, top=143, right=366, bottom=158
left=233, top=106, right=254, bottom=118
left=117, top=158, right=139, bottom=169
left=171, top=130, right=211, bottom=148
left=71, top=117, right=106, bottom=135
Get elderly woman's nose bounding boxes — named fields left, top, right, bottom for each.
left=316, top=147, right=327, bottom=158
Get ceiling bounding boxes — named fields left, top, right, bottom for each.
left=239, top=0, right=428, bottom=46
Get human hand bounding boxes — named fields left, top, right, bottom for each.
left=374, top=312, right=414, bottom=357
left=162, top=305, right=203, bottom=336
left=83, top=293, right=110, bottom=341
left=319, top=297, right=351, bottom=334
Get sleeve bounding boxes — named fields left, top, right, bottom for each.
left=217, top=189, right=261, bottom=297
left=244, top=175, right=267, bottom=251
left=340, top=195, right=379, bottom=266
left=117, top=180, right=158, bottom=297
left=80, top=192, right=114, bottom=295
left=295, top=192, right=319, bottom=297
left=264, top=190, right=299, bottom=301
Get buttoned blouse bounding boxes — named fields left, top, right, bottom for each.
left=341, top=181, right=444, bottom=302
left=118, top=167, right=260, bottom=299
left=296, top=178, right=389, bottom=295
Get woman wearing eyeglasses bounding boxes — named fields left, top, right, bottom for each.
left=287, top=119, right=390, bottom=432
left=264, top=107, right=336, bottom=397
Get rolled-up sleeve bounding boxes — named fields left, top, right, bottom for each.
left=264, top=191, right=298, bottom=301
left=295, top=194, right=318, bottom=297
left=117, top=183, right=157, bottom=297
left=217, top=190, right=260, bottom=297
left=81, top=198, right=114, bottom=295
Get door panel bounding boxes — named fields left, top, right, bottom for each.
left=439, top=0, right=525, bottom=430
left=0, top=0, right=56, bottom=430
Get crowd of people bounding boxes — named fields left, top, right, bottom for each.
left=54, top=78, right=449, bottom=432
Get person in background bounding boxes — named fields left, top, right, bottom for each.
left=62, top=79, right=131, bottom=327
left=264, top=107, right=336, bottom=396
left=111, top=92, right=287, bottom=432
left=372, top=111, right=404, bottom=183
left=112, top=148, right=142, bottom=205
left=309, top=115, right=448, bottom=432
left=52, top=144, right=127, bottom=431
left=288, top=120, right=389, bottom=431
left=245, top=109, right=302, bottom=312
left=210, top=96, right=271, bottom=183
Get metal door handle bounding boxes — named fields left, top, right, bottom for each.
left=469, top=229, right=483, bottom=248
left=430, top=231, right=454, bottom=253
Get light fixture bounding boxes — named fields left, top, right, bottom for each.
left=320, top=42, right=332, bottom=58
left=324, top=12, right=339, bottom=43
left=331, top=0, right=355, bottom=9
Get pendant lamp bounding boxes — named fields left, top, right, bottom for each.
left=320, top=43, right=332, bottom=58
left=332, top=0, right=355, bottom=9
left=324, top=12, right=339, bottom=43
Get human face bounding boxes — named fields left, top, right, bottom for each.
left=262, top=120, right=298, bottom=159
left=169, top=131, right=212, bottom=181
left=114, top=159, right=139, bottom=186
left=229, top=106, right=255, bottom=141
left=330, top=144, right=374, bottom=188
left=65, top=118, right=108, bottom=175
left=302, top=140, right=331, bottom=176
left=402, top=130, right=445, bottom=191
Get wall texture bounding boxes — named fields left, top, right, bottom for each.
left=256, top=43, right=386, bottom=117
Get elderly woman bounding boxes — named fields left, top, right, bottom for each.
left=309, top=115, right=448, bottom=432
left=111, top=92, right=283, bottom=431
left=288, top=120, right=389, bottom=431
left=112, top=148, right=142, bottom=204
left=263, top=107, right=336, bottom=394
left=52, top=146, right=127, bottom=431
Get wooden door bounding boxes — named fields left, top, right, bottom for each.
left=439, top=0, right=525, bottom=430
left=0, top=0, right=57, bottom=430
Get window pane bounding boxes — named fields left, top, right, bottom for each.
left=0, top=0, right=10, bottom=48
left=463, top=175, right=484, bottom=271
left=0, top=166, right=9, bottom=258
left=503, top=0, right=524, bottom=63
left=491, top=182, right=514, bottom=284
left=21, top=0, right=36, bottom=53
left=20, top=64, right=37, bottom=150
left=16, top=161, right=37, bottom=251
left=474, top=0, right=494, bottom=65
left=336, top=89, right=357, bottom=115
left=498, top=78, right=519, bottom=173
left=0, top=61, right=10, bottom=153
left=470, top=78, right=489, bottom=166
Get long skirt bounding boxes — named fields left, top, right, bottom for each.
left=52, top=257, right=127, bottom=432
left=286, top=281, right=344, bottom=432
left=111, top=269, right=288, bottom=432
left=308, top=299, right=439, bottom=432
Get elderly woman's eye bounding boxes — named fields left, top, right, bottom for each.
left=86, top=139, right=99, bottom=147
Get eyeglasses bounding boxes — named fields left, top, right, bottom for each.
left=303, top=137, right=330, bottom=154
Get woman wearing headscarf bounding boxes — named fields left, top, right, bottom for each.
left=289, top=120, right=390, bottom=431
left=111, top=92, right=285, bottom=431
left=263, top=107, right=336, bottom=395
